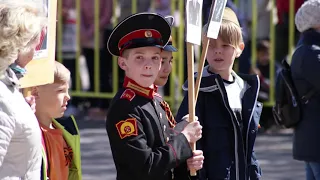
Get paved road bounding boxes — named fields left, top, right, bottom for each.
left=254, top=132, right=304, bottom=180
left=78, top=120, right=305, bottom=180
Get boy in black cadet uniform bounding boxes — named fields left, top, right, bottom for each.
left=176, top=8, right=262, bottom=180
left=153, top=16, right=205, bottom=180
left=106, top=13, right=203, bottom=180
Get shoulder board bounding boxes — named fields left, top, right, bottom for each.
left=120, top=89, right=136, bottom=101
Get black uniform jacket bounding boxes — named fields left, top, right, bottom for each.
left=106, top=77, right=193, bottom=180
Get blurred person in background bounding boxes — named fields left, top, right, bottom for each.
left=238, top=0, right=274, bottom=74
left=56, top=0, right=81, bottom=116
left=253, top=40, right=280, bottom=131
left=153, top=0, right=171, bottom=17
left=275, top=0, right=303, bottom=62
left=0, top=1, right=46, bottom=179
left=118, top=0, right=151, bottom=22
left=81, top=0, right=113, bottom=120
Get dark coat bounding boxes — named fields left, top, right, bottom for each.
left=176, top=68, right=262, bottom=180
left=291, top=29, right=320, bottom=162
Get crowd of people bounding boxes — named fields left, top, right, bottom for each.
left=0, top=0, right=320, bottom=180
left=58, top=0, right=306, bottom=126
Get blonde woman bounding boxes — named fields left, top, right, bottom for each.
left=0, top=1, right=47, bottom=179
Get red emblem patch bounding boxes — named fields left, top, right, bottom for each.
left=120, top=89, right=136, bottom=101
left=115, top=118, right=138, bottom=139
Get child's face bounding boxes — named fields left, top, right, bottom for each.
left=154, top=50, right=173, bottom=86
left=119, top=47, right=162, bottom=87
left=206, top=37, right=243, bottom=73
left=257, top=50, right=269, bottom=65
left=35, top=82, right=70, bottom=119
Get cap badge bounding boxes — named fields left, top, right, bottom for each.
left=145, top=30, right=152, bottom=37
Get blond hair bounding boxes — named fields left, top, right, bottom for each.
left=0, top=0, right=47, bottom=76
left=54, top=61, right=70, bottom=84
left=203, top=20, right=243, bottom=48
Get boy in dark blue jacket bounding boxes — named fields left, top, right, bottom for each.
left=176, top=8, right=262, bottom=180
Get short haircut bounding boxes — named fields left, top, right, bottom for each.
left=202, top=19, right=243, bottom=48
left=121, top=49, right=131, bottom=58
left=54, top=61, right=70, bottom=84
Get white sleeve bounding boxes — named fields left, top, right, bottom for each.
left=0, top=111, right=15, bottom=167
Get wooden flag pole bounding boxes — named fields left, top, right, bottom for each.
left=185, top=0, right=227, bottom=176
left=186, top=42, right=197, bottom=176
left=194, top=37, right=210, bottom=102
